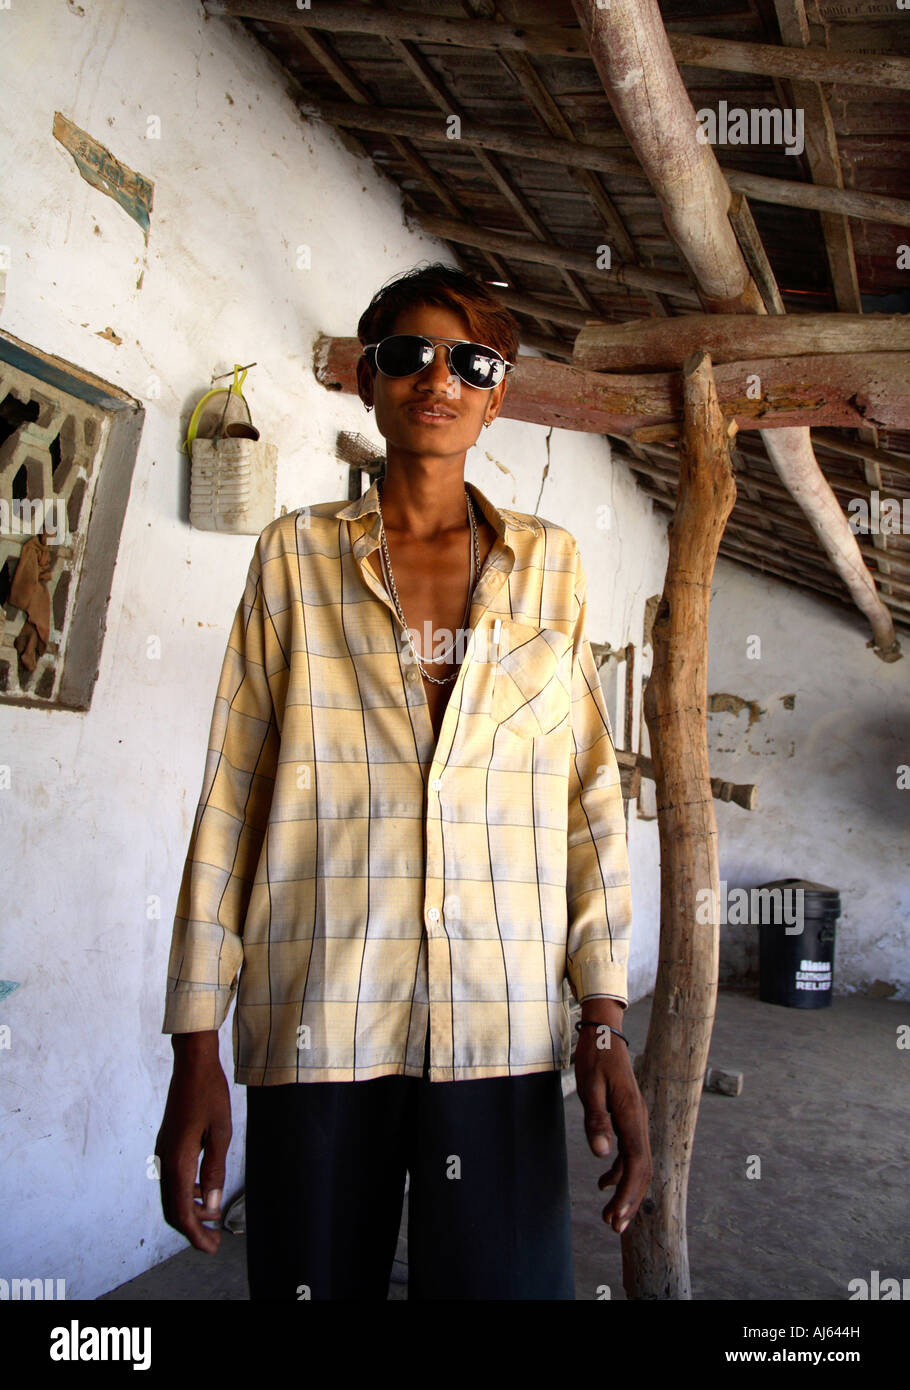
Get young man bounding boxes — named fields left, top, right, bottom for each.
left=156, top=263, right=651, bottom=1300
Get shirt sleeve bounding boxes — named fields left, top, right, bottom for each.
left=162, top=540, right=281, bottom=1034
left=564, top=543, right=634, bottom=1008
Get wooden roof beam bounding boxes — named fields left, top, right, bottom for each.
left=205, top=2, right=910, bottom=90
left=770, top=3, right=896, bottom=601
left=623, top=452, right=910, bottom=581
left=403, top=213, right=701, bottom=305
left=286, top=24, right=565, bottom=344
left=464, top=6, right=670, bottom=317
left=640, top=489, right=910, bottom=620
left=315, top=336, right=910, bottom=433
left=574, top=312, right=910, bottom=371
left=812, top=432, right=910, bottom=480
left=572, top=0, right=899, bottom=660
left=773, top=0, right=861, bottom=315
left=381, top=32, right=592, bottom=340
left=297, top=97, right=910, bottom=229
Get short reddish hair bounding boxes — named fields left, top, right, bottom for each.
left=357, top=262, right=520, bottom=365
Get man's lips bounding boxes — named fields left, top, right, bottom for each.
left=406, top=403, right=458, bottom=422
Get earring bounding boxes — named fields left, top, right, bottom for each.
left=365, top=403, right=373, bottom=413
left=483, top=419, right=491, bottom=429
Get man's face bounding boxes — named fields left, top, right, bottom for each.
left=356, top=302, right=508, bottom=459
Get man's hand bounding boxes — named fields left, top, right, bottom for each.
left=155, top=1031, right=232, bottom=1255
left=574, top=998, right=652, bottom=1235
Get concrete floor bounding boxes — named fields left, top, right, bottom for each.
left=101, top=990, right=910, bottom=1301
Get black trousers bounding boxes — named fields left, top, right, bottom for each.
left=244, top=1032, right=575, bottom=1301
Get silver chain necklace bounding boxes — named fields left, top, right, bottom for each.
left=376, top=478, right=481, bottom=686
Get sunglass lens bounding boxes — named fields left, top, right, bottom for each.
left=374, top=335, right=432, bottom=377
left=450, top=343, right=504, bottom=388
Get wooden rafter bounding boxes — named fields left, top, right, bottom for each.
left=208, top=0, right=909, bottom=650
left=638, top=485, right=910, bottom=623
left=633, top=468, right=910, bottom=593
left=572, top=0, right=900, bottom=659
left=205, top=2, right=910, bottom=91
left=295, top=96, right=910, bottom=228
left=316, top=335, right=910, bottom=433
left=379, top=26, right=592, bottom=345
left=284, top=22, right=568, bottom=346
left=404, top=213, right=701, bottom=304
left=462, top=0, right=670, bottom=317
left=573, top=312, right=910, bottom=371
left=772, top=1, right=894, bottom=598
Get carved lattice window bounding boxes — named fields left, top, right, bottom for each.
left=0, top=331, right=143, bottom=710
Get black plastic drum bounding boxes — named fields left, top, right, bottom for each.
left=757, top=878, right=839, bottom=1009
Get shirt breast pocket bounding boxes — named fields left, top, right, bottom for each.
left=490, top=621, right=573, bottom=739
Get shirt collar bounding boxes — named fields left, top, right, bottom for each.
left=332, top=473, right=539, bottom=541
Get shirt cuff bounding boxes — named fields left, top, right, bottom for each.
left=161, top=983, right=234, bottom=1034
left=566, top=943, right=629, bottom=1008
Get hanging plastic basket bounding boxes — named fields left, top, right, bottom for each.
left=184, top=364, right=278, bottom=535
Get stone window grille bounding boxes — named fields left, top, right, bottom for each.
left=0, top=330, right=144, bottom=709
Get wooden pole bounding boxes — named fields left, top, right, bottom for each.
left=625, top=350, right=736, bottom=1300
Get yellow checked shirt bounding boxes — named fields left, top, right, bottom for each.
left=162, top=476, right=633, bottom=1083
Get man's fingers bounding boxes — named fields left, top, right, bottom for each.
left=198, top=1124, right=230, bottom=1203
left=173, top=1196, right=222, bottom=1253
left=599, top=1157, right=640, bottom=1229
left=602, top=1103, right=652, bottom=1232
left=597, top=1157, right=624, bottom=1191
left=160, top=1148, right=223, bottom=1253
left=193, top=1182, right=224, bottom=1220
left=579, top=1070, right=615, bottom=1157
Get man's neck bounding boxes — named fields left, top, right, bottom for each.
left=379, top=452, right=471, bottom=542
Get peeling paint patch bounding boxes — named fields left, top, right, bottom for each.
left=0, top=980, right=21, bottom=1003
left=95, top=326, right=123, bottom=345
left=708, top=692, right=764, bottom=727
left=53, top=112, right=154, bottom=241
left=780, top=693, right=796, bottom=709
left=866, top=979, right=898, bottom=999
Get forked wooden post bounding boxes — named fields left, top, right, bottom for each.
left=623, top=350, right=737, bottom=1300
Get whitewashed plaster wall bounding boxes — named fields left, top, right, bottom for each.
left=706, top=558, right=910, bottom=1001
left=0, top=0, right=665, bottom=1297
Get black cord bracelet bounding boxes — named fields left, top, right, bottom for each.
left=575, top=1020, right=629, bottom=1047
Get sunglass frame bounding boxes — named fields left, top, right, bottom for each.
left=362, top=334, right=515, bottom=390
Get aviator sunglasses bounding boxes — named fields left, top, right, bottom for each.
left=362, top=334, right=515, bottom=391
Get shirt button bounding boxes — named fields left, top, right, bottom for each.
left=407, top=669, right=418, bottom=682
left=431, top=778, right=442, bottom=791
left=427, top=908, right=440, bottom=922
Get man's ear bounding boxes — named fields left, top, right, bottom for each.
left=355, top=354, right=374, bottom=409
left=485, top=378, right=507, bottom=425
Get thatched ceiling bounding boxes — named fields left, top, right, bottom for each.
left=205, top=0, right=910, bottom=636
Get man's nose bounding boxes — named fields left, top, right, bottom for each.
left=416, top=344, right=455, bottom=391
